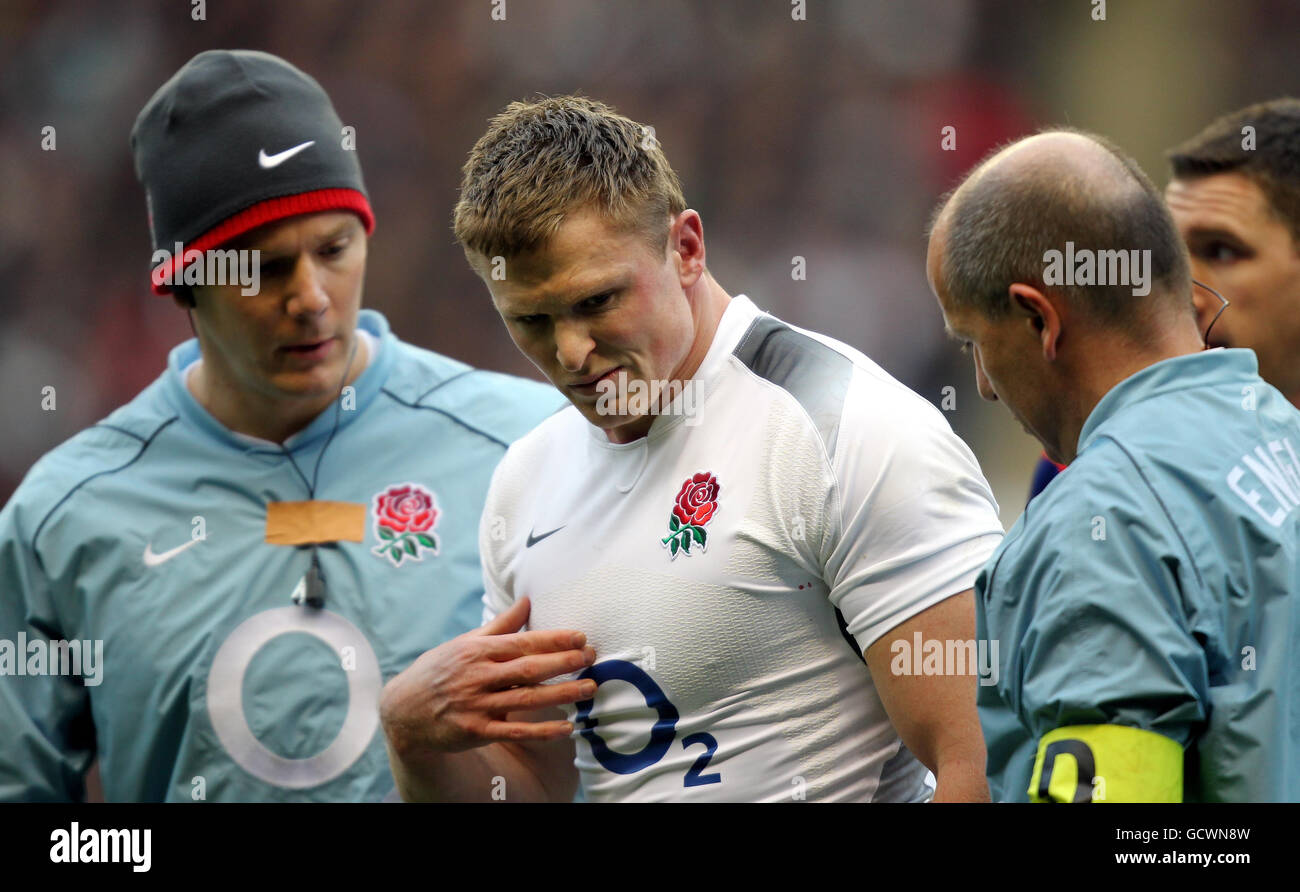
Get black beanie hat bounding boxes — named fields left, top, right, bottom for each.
left=131, top=49, right=374, bottom=295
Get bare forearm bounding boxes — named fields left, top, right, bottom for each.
left=931, top=751, right=990, bottom=802
left=865, top=590, right=990, bottom=802
left=914, top=714, right=989, bottom=802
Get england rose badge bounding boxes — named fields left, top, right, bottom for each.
left=371, top=483, right=440, bottom=566
left=662, top=471, right=720, bottom=559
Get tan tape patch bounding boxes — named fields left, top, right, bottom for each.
left=265, top=501, right=366, bottom=546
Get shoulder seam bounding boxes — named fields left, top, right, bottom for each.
left=730, top=316, right=852, bottom=461
left=380, top=388, right=510, bottom=449
left=31, top=416, right=180, bottom=560
left=728, top=354, right=840, bottom=463
left=413, top=368, right=477, bottom=405
left=92, top=422, right=147, bottom=443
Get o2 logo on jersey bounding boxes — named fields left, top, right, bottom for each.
left=576, top=659, right=721, bottom=787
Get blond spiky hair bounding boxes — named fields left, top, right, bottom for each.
left=453, top=94, right=687, bottom=259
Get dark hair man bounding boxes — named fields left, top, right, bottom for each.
left=1167, top=98, right=1300, bottom=408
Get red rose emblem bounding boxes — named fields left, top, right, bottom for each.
left=663, top=471, right=721, bottom=559
left=672, top=472, right=720, bottom=526
left=372, top=483, right=441, bottom=567
left=376, top=485, right=437, bottom=534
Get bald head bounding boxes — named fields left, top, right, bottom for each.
left=945, top=132, right=1136, bottom=223
left=930, top=128, right=1192, bottom=331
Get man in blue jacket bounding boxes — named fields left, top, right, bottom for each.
left=927, top=129, right=1300, bottom=801
left=1028, top=99, right=1300, bottom=502
left=0, top=50, right=560, bottom=801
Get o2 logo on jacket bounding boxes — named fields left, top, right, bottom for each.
left=206, top=607, right=382, bottom=789
left=370, top=482, right=441, bottom=567
left=577, top=659, right=721, bottom=788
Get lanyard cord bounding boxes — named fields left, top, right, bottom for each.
left=186, top=306, right=362, bottom=608
left=281, top=335, right=359, bottom=500
left=278, top=335, right=361, bottom=609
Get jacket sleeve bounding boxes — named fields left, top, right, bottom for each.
left=0, top=495, right=95, bottom=802
left=983, top=452, right=1208, bottom=801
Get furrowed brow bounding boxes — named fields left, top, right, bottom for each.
left=1185, top=224, right=1246, bottom=243
left=565, top=277, right=626, bottom=304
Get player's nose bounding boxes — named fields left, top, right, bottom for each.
left=553, top=319, right=594, bottom=373
left=975, top=357, right=998, bottom=402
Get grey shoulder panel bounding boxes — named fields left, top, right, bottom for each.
left=732, top=315, right=852, bottom=459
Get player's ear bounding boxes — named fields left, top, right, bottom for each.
left=1009, top=283, right=1062, bottom=362
left=668, top=210, right=705, bottom=288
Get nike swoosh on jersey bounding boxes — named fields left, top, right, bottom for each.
left=258, top=140, right=316, bottom=169
left=525, top=525, right=565, bottom=548
left=143, top=537, right=202, bottom=568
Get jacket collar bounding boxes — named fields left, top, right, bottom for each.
left=1077, top=348, right=1258, bottom=452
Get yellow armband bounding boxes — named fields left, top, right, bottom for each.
left=1028, top=724, right=1183, bottom=802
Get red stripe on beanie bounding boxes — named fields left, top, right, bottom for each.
left=151, top=188, right=374, bottom=295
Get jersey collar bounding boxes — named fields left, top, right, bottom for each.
left=162, top=308, right=397, bottom=453
left=696, top=293, right=765, bottom=380
left=1077, top=347, right=1259, bottom=453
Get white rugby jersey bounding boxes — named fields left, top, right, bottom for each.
left=481, top=295, right=1003, bottom=801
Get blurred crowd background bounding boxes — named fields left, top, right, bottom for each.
left=2, top=0, right=1298, bottom=526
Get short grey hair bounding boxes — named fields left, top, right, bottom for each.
left=930, top=128, right=1191, bottom=328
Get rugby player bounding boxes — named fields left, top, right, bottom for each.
left=380, top=96, right=1006, bottom=802
left=928, top=129, right=1300, bottom=801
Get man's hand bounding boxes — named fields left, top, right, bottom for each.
left=380, top=597, right=597, bottom=760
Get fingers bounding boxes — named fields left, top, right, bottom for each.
left=431, top=598, right=600, bottom=752
left=491, top=647, right=597, bottom=688
left=478, top=628, right=588, bottom=661
left=480, top=716, right=576, bottom=743
left=479, top=678, right=598, bottom=714
left=474, top=598, right=590, bottom=663
left=476, top=596, right=531, bottom=637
